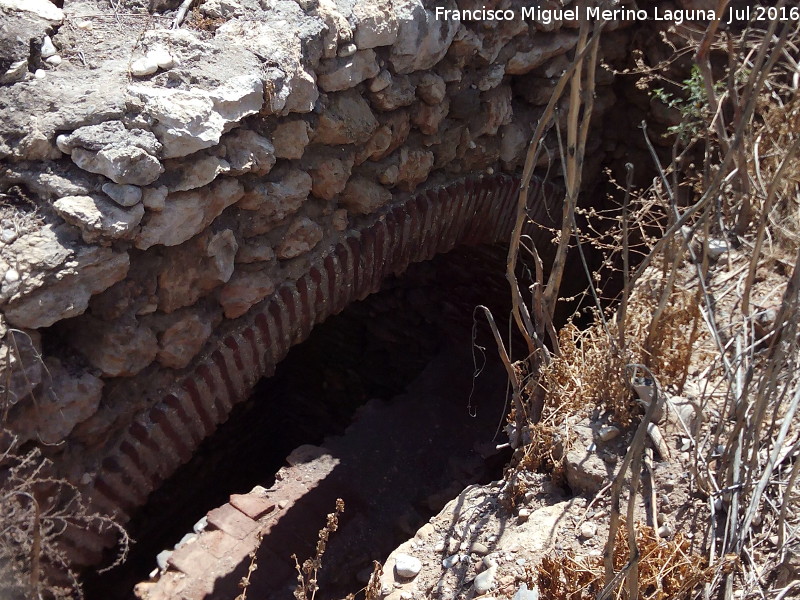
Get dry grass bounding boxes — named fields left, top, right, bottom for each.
left=535, top=522, right=737, bottom=600
left=495, top=9, right=800, bottom=600
left=0, top=432, right=129, bottom=600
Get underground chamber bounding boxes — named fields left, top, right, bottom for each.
left=83, top=244, right=526, bottom=600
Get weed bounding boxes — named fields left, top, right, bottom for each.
left=0, top=433, right=129, bottom=600
left=291, top=498, right=345, bottom=600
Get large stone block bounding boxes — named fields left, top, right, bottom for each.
left=314, top=90, right=379, bottom=145
left=389, top=0, right=459, bottom=74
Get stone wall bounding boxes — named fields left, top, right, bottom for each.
left=0, top=0, right=633, bottom=554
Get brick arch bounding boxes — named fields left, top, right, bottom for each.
left=70, top=172, right=559, bottom=562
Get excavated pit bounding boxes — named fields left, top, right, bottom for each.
left=84, top=244, right=529, bottom=599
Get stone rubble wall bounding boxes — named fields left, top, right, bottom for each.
left=0, top=0, right=631, bottom=549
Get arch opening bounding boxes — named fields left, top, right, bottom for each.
left=85, top=244, right=529, bottom=599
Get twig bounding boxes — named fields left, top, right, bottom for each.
left=172, top=0, right=194, bottom=28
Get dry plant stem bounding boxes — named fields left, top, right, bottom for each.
left=602, top=365, right=664, bottom=595
left=777, top=437, right=800, bottom=551
left=507, top=16, right=603, bottom=362
left=541, top=8, right=600, bottom=327
left=741, top=138, right=800, bottom=313
left=630, top=22, right=791, bottom=293
left=30, top=497, right=41, bottom=598
left=172, top=0, right=194, bottom=28
left=617, top=164, right=634, bottom=351
left=477, top=306, right=526, bottom=446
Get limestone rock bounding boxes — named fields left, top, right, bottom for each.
left=200, top=0, right=241, bottom=18
left=353, top=0, right=398, bottom=49
left=355, top=126, right=392, bottom=165
left=303, top=148, right=355, bottom=201
left=218, top=271, right=276, bottom=319
left=143, top=185, right=168, bottom=211
left=156, top=311, right=214, bottom=369
left=2, top=229, right=129, bottom=329
left=235, top=237, right=276, bottom=263
left=69, top=316, right=159, bottom=377
left=54, top=195, right=144, bottom=243
left=157, top=231, right=238, bottom=313
left=506, top=33, right=579, bottom=75
left=0, top=0, right=64, bottom=23
left=565, top=425, right=614, bottom=494
left=396, top=148, right=434, bottom=191
left=340, top=177, right=392, bottom=215
left=369, top=75, right=416, bottom=112
left=161, top=154, right=232, bottom=192
left=238, top=167, right=312, bottom=226
left=215, top=17, right=324, bottom=115
left=272, top=120, right=311, bottom=160
left=136, top=178, right=244, bottom=249
left=8, top=357, right=103, bottom=445
left=394, top=553, right=422, bottom=579
left=275, top=217, right=323, bottom=260
left=415, top=72, right=446, bottom=105
left=355, top=110, right=411, bottom=164
left=390, top=0, right=459, bottom=74
left=412, top=98, right=449, bottom=135
left=223, top=129, right=276, bottom=176
left=129, top=74, right=263, bottom=158
left=101, top=182, right=143, bottom=207
left=499, top=122, right=529, bottom=170
left=476, top=85, right=513, bottom=137
left=59, top=121, right=164, bottom=186
left=474, top=565, right=497, bottom=594
left=317, top=50, right=380, bottom=92
left=314, top=90, right=379, bottom=145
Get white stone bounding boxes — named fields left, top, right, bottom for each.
left=707, top=238, right=728, bottom=259
left=394, top=553, right=422, bottom=579
left=0, top=0, right=62, bottom=21
left=4, top=269, right=19, bottom=283
left=163, top=155, right=231, bottom=192
left=54, top=195, right=144, bottom=243
left=513, top=584, right=539, bottom=600
left=40, top=35, right=57, bottom=58
left=34, top=69, right=46, bottom=79
left=62, top=121, right=164, bottom=185
left=148, top=47, right=175, bottom=69
left=45, top=55, right=62, bottom=66
left=136, top=178, right=243, bottom=249
left=442, top=554, right=460, bottom=568
left=353, top=0, right=399, bottom=49
left=318, top=50, right=380, bottom=92
left=129, top=74, right=263, bottom=158
left=579, top=522, right=597, bottom=539
left=474, top=565, right=497, bottom=594
left=2, top=231, right=129, bottom=329
left=156, top=550, right=172, bottom=571
left=130, top=56, right=159, bottom=77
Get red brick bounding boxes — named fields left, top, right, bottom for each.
left=230, top=493, right=276, bottom=521
left=206, top=503, right=257, bottom=540
left=199, top=529, right=241, bottom=559
left=167, top=542, right=217, bottom=578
